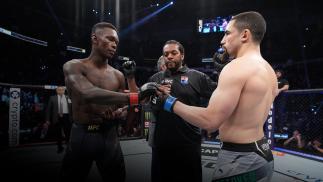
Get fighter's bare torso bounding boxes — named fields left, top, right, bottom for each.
left=219, top=56, right=277, bottom=143
left=64, top=59, right=125, bottom=124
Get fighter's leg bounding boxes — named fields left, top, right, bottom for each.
left=60, top=123, right=93, bottom=182
left=212, top=150, right=273, bottom=182
left=96, top=128, right=126, bottom=182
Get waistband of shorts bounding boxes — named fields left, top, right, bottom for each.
left=221, top=137, right=268, bottom=152
left=73, top=122, right=115, bottom=131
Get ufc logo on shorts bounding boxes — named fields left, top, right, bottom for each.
left=88, top=125, right=100, bottom=131
left=261, top=143, right=270, bottom=151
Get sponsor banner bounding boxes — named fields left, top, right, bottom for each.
left=44, top=85, right=57, bottom=90
left=273, top=150, right=323, bottom=182
left=9, top=88, right=20, bottom=147
left=265, top=104, right=274, bottom=149
left=141, top=104, right=156, bottom=147
left=201, top=141, right=221, bottom=182
left=274, top=133, right=288, bottom=139
left=272, top=150, right=285, bottom=157
left=201, top=141, right=221, bottom=161
left=144, top=121, right=149, bottom=128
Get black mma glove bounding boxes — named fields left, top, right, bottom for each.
left=122, top=60, right=136, bottom=78
left=139, top=82, right=160, bottom=100
left=129, top=82, right=159, bottom=106
left=151, top=94, right=178, bottom=113
left=212, top=48, right=230, bottom=73
left=150, top=94, right=163, bottom=112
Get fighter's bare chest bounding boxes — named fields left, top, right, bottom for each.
left=85, top=70, right=120, bottom=90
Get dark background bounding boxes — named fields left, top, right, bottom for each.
left=1, top=0, right=323, bottom=88
left=0, top=1, right=323, bottom=181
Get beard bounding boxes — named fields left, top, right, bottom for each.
left=166, top=61, right=181, bottom=73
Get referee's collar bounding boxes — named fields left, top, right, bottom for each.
left=165, top=65, right=188, bottom=76
left=178, top=65, right=189, bottom=73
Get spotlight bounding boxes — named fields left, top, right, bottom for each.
left=120, top=1, right=173, bottom=37
left=40, top=65, right=47, bottom=70
left=156, top=3, right=159, bottom=6
left=170, top=1, right=174, bottom=5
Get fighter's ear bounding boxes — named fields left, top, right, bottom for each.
left=91, top=33, right=97, bottom=44
left=241, top=29, right=251, bottom=43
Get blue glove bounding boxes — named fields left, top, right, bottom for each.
left=151, top=94, right=177, bottom=113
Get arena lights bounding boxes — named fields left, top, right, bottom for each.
left=135, top=2, right=163, bottom=16
left=92, top=9, right=99, bottom=14
left=0, top=27, right=11, bottom=35
left=0, top=27, right=48, bottom=47
left=120, top=1, right=174, bottom=37
left=1, top=27, right=87, bottom=53
left=150, top=3, right=160, bottom=7
left=66, top=46, right=86, bottom=53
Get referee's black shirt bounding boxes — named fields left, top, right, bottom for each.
left=149, top=66, right=217, bottom=148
